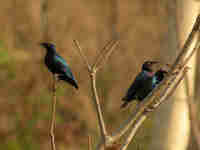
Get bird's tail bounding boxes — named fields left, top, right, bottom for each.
left=58, top=75, right=79, bottom=89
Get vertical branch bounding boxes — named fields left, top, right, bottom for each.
left=73, top=40, right=92, bottom=72
left=50, top=74, right=57, bottom=150
left=73, top=40, right=119, bottom=142
left=90, top=72, right=108, bottom=139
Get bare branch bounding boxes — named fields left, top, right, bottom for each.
left=171, top=14, right=200, bottom=71
left=74, top=40, right=113, bottom=149
left=50, top=75, right=57, bottom=150
left=73, top=40, right=92, bottom=72
left=120, top=114, right=147, bottom=150
left=93, top=40, right=115, bottom=68
left=90, top=72, right=108, bottom=140
left=112, top=16, right=200, bottom=148
left=119, top=68, right=187, bottom=150
left=85, top=14, right=200, bottom=150
left=95, top=41, right=119, bottom=71
left=110, top=14, right=200, bottom=144
left=183, top=36, right=200, bottom=67
left=153, top=67, right=188, bottom=108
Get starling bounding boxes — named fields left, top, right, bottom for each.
left=121, top=61, right=159, bottom=108
left=40, top=42, right=79, bottom=89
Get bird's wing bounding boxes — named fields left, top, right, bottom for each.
left=54, top=55, right=75, bottom=80
left=124, top=72, right=147, bottom=99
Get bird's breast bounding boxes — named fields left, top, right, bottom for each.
left=45, top=54, right=56, bottom=73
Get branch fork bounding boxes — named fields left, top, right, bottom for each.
left=73, top=39, right=119, bottom=147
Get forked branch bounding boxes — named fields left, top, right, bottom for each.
left=73, top=39, right=119, bottom=145
left=73, top=40, right=92, bottom=72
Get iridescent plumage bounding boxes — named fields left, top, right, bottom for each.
left=40, top=42, right=78, bottom=89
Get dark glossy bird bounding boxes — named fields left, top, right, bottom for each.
left=121, top=61, right=159, bottom=108
left=40, top=42, right=79, bottom=89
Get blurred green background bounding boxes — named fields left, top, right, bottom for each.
left=0, top=0, right=199, bottom=150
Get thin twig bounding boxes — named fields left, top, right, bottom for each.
left=73, top=40, right=118, bottom=148
left=90, top=72, right=108, bottom=139
left=50, top=75, right=57, bottom=150
left=96, top=41, right=119, bottom=71
left=93, top=40, right=116, bottom=69
left=73, top=40, right=92, bottom=72
left=93, top=40, right=115, bottom=68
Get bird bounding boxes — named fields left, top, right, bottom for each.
left=121, top=61, right=160, bottom=108
left=40, top=42, right=79, bottom=89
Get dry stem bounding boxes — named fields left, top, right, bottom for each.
left=50, top=75, right=57, bottom=150
left=73, top=39, right=119, bottom=148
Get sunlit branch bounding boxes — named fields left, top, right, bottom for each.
left=50, top=75, right=57, bottom=150
left=96, top=41, right=119, bottom=71
left=109, top=14, right=200, bottom=147
left=73, top=40, right=118, bottom=148
left=73, top=40, right=92, bottom=72
left=93, top=40, right=115, bottom=68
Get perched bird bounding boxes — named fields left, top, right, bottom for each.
left=121, top=61, right=159, bottom=108
left=40, top=42, right=79, bottom=89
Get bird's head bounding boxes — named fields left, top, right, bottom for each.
left=40, top=42, right=56, bottom=52
left=142, top=61, right=159, bottom=72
